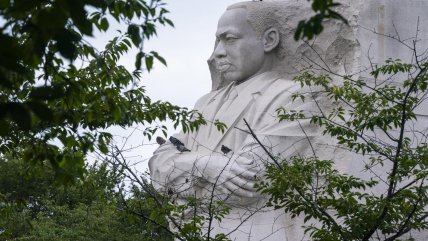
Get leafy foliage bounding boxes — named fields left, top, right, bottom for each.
left=0, top=158, right=170, bottom=240
left=260, top=52, right=428, bottom=240
left=104, top=146, right=231, bottom=241
left=0, top=0, right=204, bottom=183
left=294, top=0, right=348, bottom=40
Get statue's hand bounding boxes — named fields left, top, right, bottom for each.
left=195, top=155, right=262, bottom=198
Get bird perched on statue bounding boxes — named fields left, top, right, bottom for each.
left=176, top=145, right=190, bottom=152
left=169, top=136, right=185, bottom=147
left=169, top=136, right=190, bottom=152
left=156, top=136, right=166, bottom=145
left=221, top=145, right=232, bottom=154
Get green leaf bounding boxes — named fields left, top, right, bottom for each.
left=164, top=18, right=174, bottom=27
left=99, top=18, right=109, bottom=32
left=54, top=29, right=81, bottom=60
left=0, top=0, right=9, bottom=9
left=127, top=24, right=141, bottom=47
left=152, top=51, right=167, bottom=66
left=0, top=119, right=10, bottom=136
left=149, top=8, right=156, bottom=17
left=135, top=51, right=144, bottom=70
left=98, top=135, right=108, bottom=154
left=67, top=0, right=92, bottom=35
left=26, top=101, right=53, bottom=122
left=7, top=102, right=31, bottom=130
left=29, top=86, right=63, bottom=100
left=145, top=55, right=153, bottom=72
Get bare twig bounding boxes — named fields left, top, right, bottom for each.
left=243, top=118, right=281, bottom=169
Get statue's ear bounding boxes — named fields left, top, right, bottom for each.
left=263, top=27, right=280, bottom=52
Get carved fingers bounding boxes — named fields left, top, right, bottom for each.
left=218, top=160, right=262, bottom=197
left=195, top=155, right=263, bottom=198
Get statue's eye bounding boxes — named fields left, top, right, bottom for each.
left=225, top=34, right=238, bottom=42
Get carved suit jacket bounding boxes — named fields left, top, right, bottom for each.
left=149, top=71, right=324, bottom=241
left=149, top=71, right=321, bottom=194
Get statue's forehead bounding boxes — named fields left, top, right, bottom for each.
left=215, top=8, right=249, bottom=36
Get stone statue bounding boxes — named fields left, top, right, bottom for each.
left=148, top=1, right=330, bottom=240
left=148, top=0, right=428, bottom=240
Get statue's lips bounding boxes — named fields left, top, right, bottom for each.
left=217, top=63, right=232, bottom=72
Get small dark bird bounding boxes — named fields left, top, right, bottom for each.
left=221, top=145, right=232, bottom=154
left=156, top=136, right=166, bottom=145
left=176, top=145, right=190, bottom=152
left=167, top=188, right=174, bottom=195
left=169, top=136, right=185, bottom=147
left=169, top=136, right=190, bottom=152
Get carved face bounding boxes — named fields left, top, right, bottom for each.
left=213, top=8, right=266, bottom=84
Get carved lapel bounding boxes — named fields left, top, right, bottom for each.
left=208, top=72, right=281, bottom=151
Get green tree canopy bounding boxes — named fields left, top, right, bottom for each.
left=0, top=0, right=205, bottom=183
left=0, top=157, right=172, bottom=240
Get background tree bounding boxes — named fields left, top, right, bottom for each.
left=258, top=29, right=428, bottom=240
left=0, top=0, right=205, bottom=183
left=0, top=158, right=173, bottom=240
left=0, top=0, right=207, bottom=238
left=100, top=144, right=231, bottom=241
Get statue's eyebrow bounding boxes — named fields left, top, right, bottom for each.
left=216, top=31, right=239, bottom=38
left=216, top=32, right=227, bottom=38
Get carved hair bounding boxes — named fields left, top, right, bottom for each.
left=226, top=1, right=359, bottom=79
left=227, top=1, right=294, bottom=59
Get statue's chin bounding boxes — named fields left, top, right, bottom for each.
left=223, top=71, right=250, bottom=85
left=210, top=70, right=236, bottom=90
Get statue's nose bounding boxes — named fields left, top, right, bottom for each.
left=213, top=41, right=226, bottom=58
